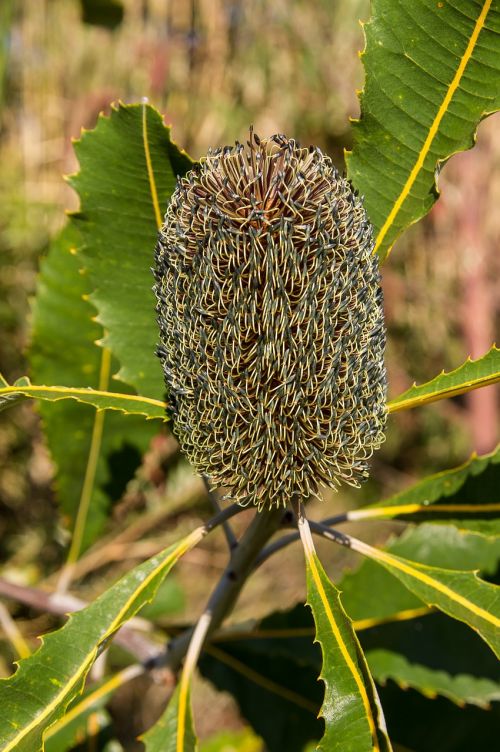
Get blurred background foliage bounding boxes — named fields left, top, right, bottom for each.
left=0, top=0, right=499, bottom=749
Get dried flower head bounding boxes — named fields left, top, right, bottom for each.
left=154, top=131, right=386, bottom=509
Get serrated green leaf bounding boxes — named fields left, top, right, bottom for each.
left=340, top=523, right=500, bottom=625
left=350, top=536, right=500, bottom=659
left=28, top=227, right=165, bottom=425
left=361, top=608, right=498, bottom=671
left=347, top=0, right=500, bottom=261
left=0, top=528, right=203, bottom=752
left=211, top=604, right=500, bottom=711
left=365, top=614, right=500, bottom=751
left=387, top=347, right=500, bottom=412
left=351, top=445, right=500, bottom=535
left=28, top=226, right=163, bottom=551
left=304, top=551, right=391, bottom=752
left=141, top=683, right=196, bottom=752
left=391, top=524, right=500, bottom=575
left=365, top=649, right=500, bottom=708
left=45, top=689, right=112, bottom=752
left=0, top=378, right=166, bottom=419
left=71, top=102, right=192, bottom=399
left=377, top=680, right=500, bottom=752
left=44, top=665, right=142, bottom=752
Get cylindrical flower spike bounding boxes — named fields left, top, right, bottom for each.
left=154, top=131, right=386, bottom=509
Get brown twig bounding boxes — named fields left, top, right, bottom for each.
left=0, top=577, right=159, bottom=662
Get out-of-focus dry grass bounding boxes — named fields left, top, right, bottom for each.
left=0, top=0, right=499, bottom=747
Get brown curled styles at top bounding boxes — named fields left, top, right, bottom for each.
left=153, top=130, right=387, bottom=510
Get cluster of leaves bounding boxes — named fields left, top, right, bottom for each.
left=1, top=1, right=500, bottom=750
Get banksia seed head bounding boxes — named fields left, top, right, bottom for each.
left=154, top=131, right=386, bottom=509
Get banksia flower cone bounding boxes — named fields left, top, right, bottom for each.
left=154, top=131, right=386, bottom=509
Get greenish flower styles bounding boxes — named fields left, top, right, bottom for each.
left=154, top=132, right=386, bottom=508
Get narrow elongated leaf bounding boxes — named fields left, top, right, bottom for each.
left=387, top=347, right=500, bottom=412
left=71, top=102, right=192, bottom=398
left=0, top=377, right=166, bottom=419
left=0, top=528, right=203, bottom=752
left=371, top=446, right=500, bottom=508
left=353, top=445, right=500, bottom=535
left=365, top=649, right=500, bottom=708
left=141, top=683, right=196, bottom=752
left=304, top=551, right=390, bottom=752
left=350, top=536, right=500, bottom=658
left=209, top=605, right=499, bottom=710
left=347, top=0, right=500, bottom=261
left=340, top=523, right=500, bottom=625
left=359, top=611, right=499, bottom=684
left=143, top=607, right=214, bottom=751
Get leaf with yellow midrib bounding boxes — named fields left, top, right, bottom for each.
left=0, top=377, right=167, bottom=419
left=350, top=537, right=500, bottom=659
left=388, top=347, right=500, bottom=413
left=0, top=529, right=203, bottom=752
left=305, top=551, right=392, bottom=752
left=70, top=102, right=192, bottom=399
left=141, top=683, right=197, bottom=752
left=347, top=0, right=500, bottom=261
left=359, top=445, right=500, bottom=537
left=28, top=226, right=163, bottom=552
